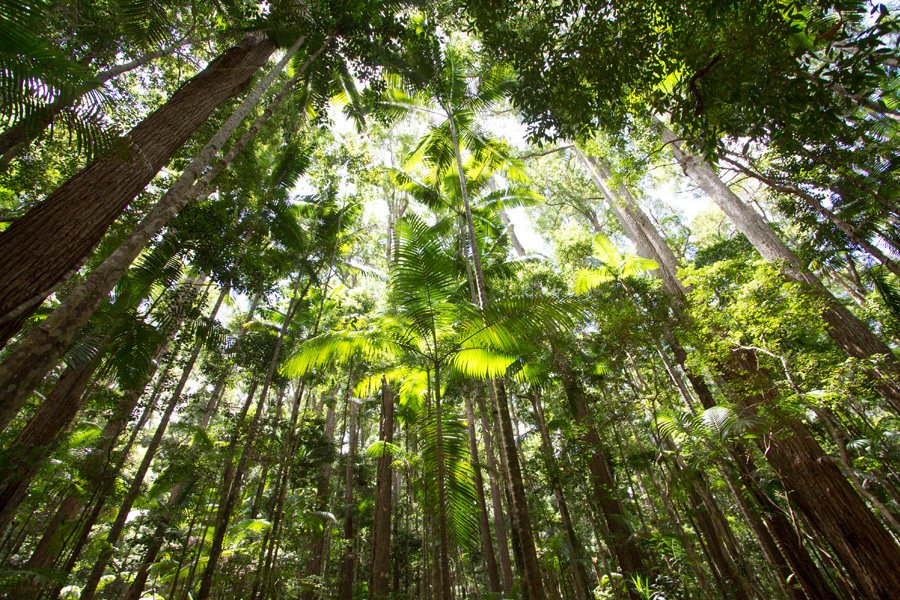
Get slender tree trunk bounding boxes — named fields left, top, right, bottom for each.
left=431, top=364, right=454, bottom=600
left=491, top=380, right=547, bottom=600
left=0, top=36, right=327, bottom=434
left=338, top=398, right=360, bottom=600
left=78, top=324, right=209, bottom=600
left=448, top=108, right=545, bottom=598
left=464, top=394, right=502, bottom=594
left=0, top=33, right=275, bottom=347
left=117, top=289, right=230, bottom=600
left=475, top=390, right=515, bottom=595
left=635, top=437, right=715, bottom=600
left=195, top=278, right=304, bottom=600
left=557, top=358, right=645, bottom=595
left=370, top=380, right=395, bottom=600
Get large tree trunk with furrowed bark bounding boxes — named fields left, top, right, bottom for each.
left=723, top=348, right=900, bottom=600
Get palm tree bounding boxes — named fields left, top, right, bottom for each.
left=381, top=32, right=557, bottom=596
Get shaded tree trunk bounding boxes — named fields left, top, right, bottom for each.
left=475, top=390, right=515, bottom=595
left=723, top=348, right=900, bottom=600
left=491, top=380, right=547, bottom=600
left=301, top=402, right=337, bottom=600
left=529, top=391, right=593, bottom=600
left=0, top=35, right=320, bottom=433
left=557, top=358, right=645, bottom=595
left=337, top=398, right=360, bottom=600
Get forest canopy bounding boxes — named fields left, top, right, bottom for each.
left=1, top=1, right=900, bottom=600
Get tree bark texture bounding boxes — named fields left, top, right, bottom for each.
left=0, top=36, right=318, bottom=434
left=475, top=390, right=515, bottom=595
left=492, top=381, right=547, bottom=600
left=559, top=361, right=646, bottom=594
left=723, top=348, right=900, bottom=600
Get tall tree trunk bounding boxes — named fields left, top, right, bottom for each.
left=337, top=398, right=360, bottom=600
left=464, top=394, right=502, bottom=594
left=582, top=148, right=900, bottom=598
left=0, top=338, right=106, bottom=530
left=557, top=358, right=645, bottom=594
left=370, top=380, right=395, bottom=600
left=448, top=112, right=546, bottom=599
left=491, top=380, right=547, bottom=600
left=658, top=124, right=900, bottom=415
left=0, top=33, right=275, bottom=347
left=117, top=289, right=231, bottom=600
left=194, top=278, right=304, bottom=600
left=724, top=348, right=900, bottom=599
left=431, top=364, right=454, bottom=600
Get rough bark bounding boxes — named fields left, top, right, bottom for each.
left=492, top=381, right=547, bottom=600
left=0, top=341, right=105, bottom=530
left=559, top=360, right=645, bottom=592
left=475, top=390, right=515, bottom=595
left=0, top=33, right=275, bottom=347
left=723, top=349, right=900, bottom=600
